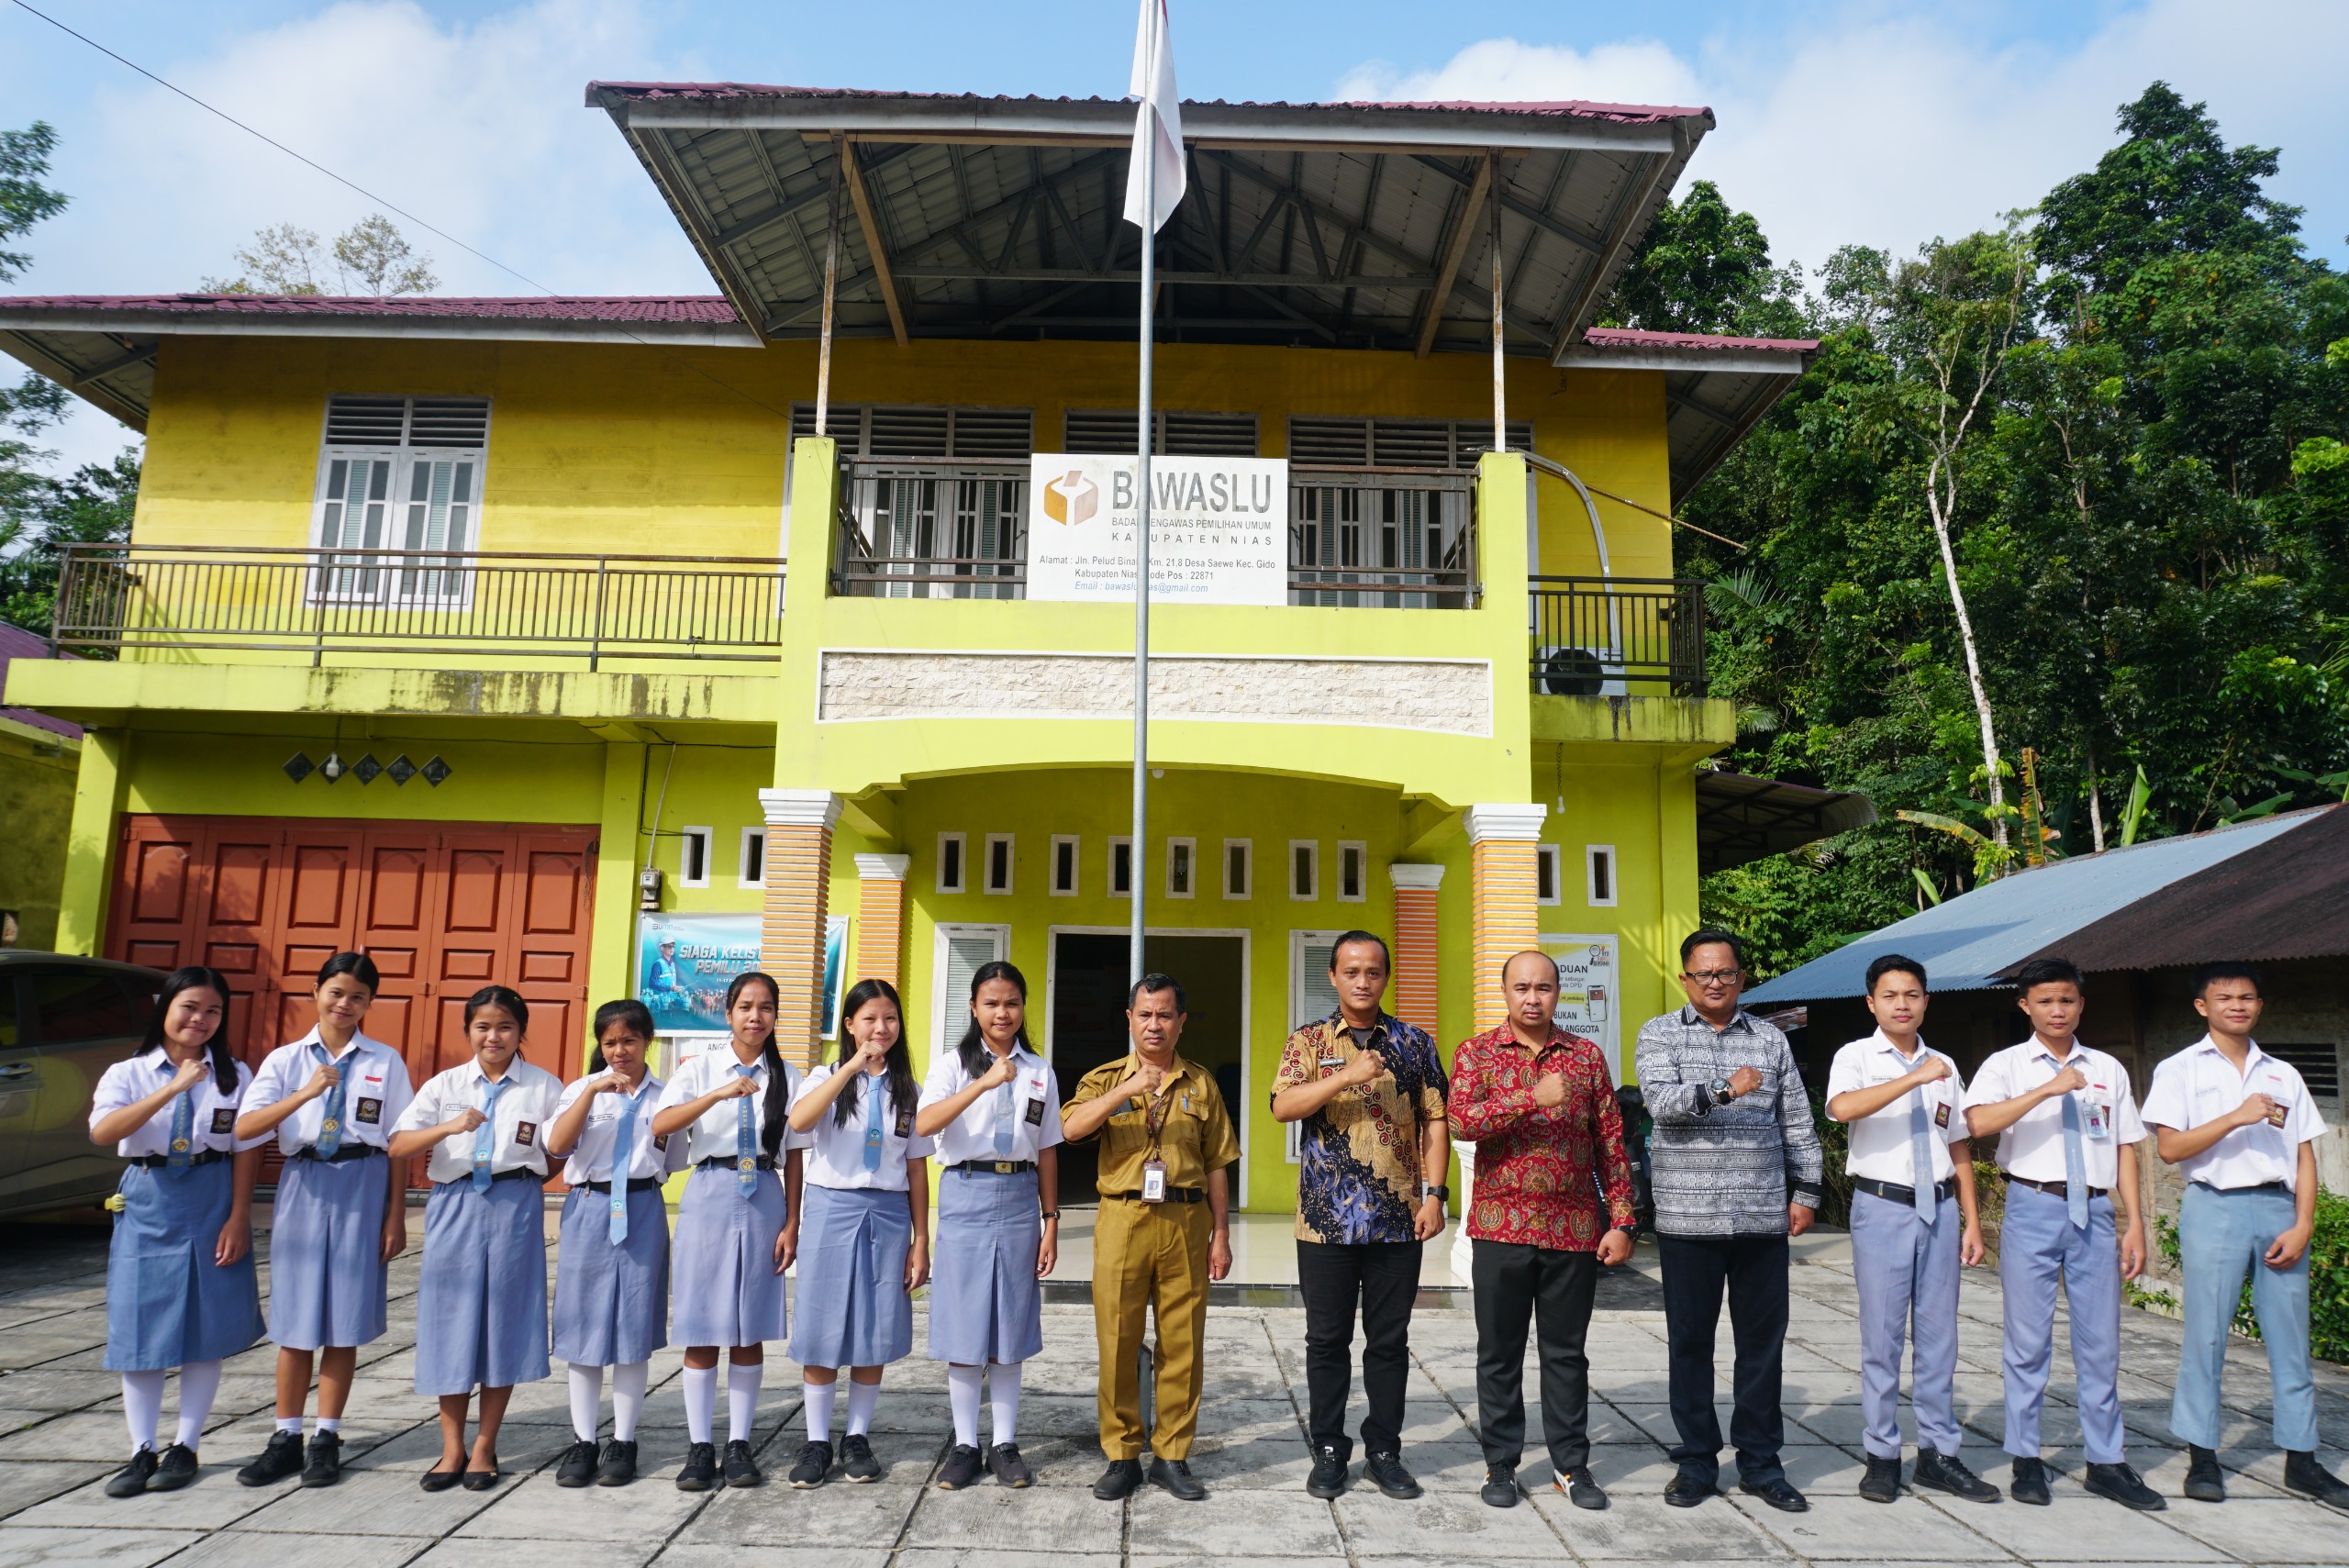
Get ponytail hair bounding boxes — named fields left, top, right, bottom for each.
left=139, top=966, right=239, bottom=1095
left=589, top=997, right=655, bottom=1073
left=725, top=970, right=791, bottom=1159
left=829, top=978, right=917, bottom=1129
left=954, top=960, right=1030, bottom=1080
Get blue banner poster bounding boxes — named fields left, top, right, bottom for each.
left=636, top=912, right=763, bottom=1036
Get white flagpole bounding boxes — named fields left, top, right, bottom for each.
left=1131, top=122, right=1152, bottom=988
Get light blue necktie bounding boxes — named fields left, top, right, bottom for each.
left=312, top=1043, right=346, bottom=1157
left=471, top=1076, right=508, bottom=1192
left=2058, top=1084, right=2090, bottom=1230
left=863, top=1073, right=885, bottom=1173
left=993, top=1063, right=1016, bottom=1157
left=166, top=1084, right=195, bottom=1172
left=1907, top=1084, right=1935, bottom=1218
left=608, top=1083, right=640, bottom=1243
left=734, top=1062, right=761, bottom=1193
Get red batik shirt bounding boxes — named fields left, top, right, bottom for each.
left=1446, top=1022, right=1637, bottom=1251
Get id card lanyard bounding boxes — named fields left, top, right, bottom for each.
left=1139, top=1070, right=1175, bottom=1202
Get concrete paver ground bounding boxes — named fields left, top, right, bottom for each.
left=0, top=1207, right=2343, bottom=1568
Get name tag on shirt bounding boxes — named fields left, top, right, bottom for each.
left=895, top=1106, right=914, bottom=1139
left=2082, top=1100, right=2111, bottom=1140
left=1319, top=1055, right=1345, bottom=1072
left=514, top=1120, right=538, bottom=1148
left=355, top=1097, right=383, bottom=1125
left=1934, top=1102, right=1950, bottom=1130
left=1024, top=1096, right=1045, bottom=1127
left=653, top=1133, right=669, bottom=1151
left=210, top=1107, right=236, bottom=1135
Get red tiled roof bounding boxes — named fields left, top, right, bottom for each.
left=1580, top=327, right=1818, bottom=353
left=584, top=82, right=1708, bottom=126
left=0, top=295, right=742, bottom=323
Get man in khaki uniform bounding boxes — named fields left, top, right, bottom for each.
left=1062, top=973, right=1239, bottom=1502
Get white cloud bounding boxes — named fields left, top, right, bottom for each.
left=1336, top=0, right=2349, bottom=281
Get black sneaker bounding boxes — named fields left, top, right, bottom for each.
left=988, top=1442, right=1033, bottom=1487
left=721, top=1439, right=762, bottom=1488
left=675, top=1441, right=718, bottom=1492
left=2009, top=1456, right=2051, bottom=1507
left=1307, top=1444, right=1347, bottom=1499
left=298, top=1429, right=343, bottom=1487
left=1912, top=1450, right=1998, bottom=1503
left=2284, top=1451, right=2349, bottom=1511
left=1364, top=1451, right=1420, bottom=1500
left=1859, top=1453, right=1902, bottom=1504
left=1556, top=1468, right=1608, bottom=1510
left=2183, top=1446, right=2224, bottom=1504
left=237, top=1430, right=305, bottom=1488
left=595, top=1440, right=638, bottom=1486
left=840, top=1433, right=881, bottom=1483
left=556, top=1440, right=600, bottom=1487
left=105, top=1449, right=160, bottom=1498
left=149, top=1443, right=200, bottom=1493
left=937, top=1443, right=985, bottom=1490
left=1481, top=1465, right=1519, bottom=1508
left=2082, top=1461, right=2165, bottom=1511
left=787, top=1440, right=832, bottom=1488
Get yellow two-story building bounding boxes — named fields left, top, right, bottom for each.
left=2, top=83, right=1833, bottom=1210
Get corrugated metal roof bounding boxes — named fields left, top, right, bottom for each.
left=1742, top=807, right=2332, bottom=1002
left=586, top=83, right=1711, bottom=126
left=0, top=295, right=743, bottom=321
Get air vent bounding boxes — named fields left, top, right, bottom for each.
left=1064, top=409, right=1258, bottom=456
left=1063, top=408, right=1138, bottom=453
left=1370, top=419, right=1453, bottom=467
left=406, top=398, right=491, bottom=449
left=324, top=395, right=488, bottom=449
left=1290, top=415, right=1534, bottom=468
left=947, top=406, right=1034, bottom=459
left=1287, top=417, right=1371, bottom=464
left=793, top=404, right=1033, bottom=459
left=323, top=395, right=409, bottom=446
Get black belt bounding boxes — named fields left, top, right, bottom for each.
left=128, top=1151, right=226, bottom=1169
left=293, top=1144, right=384, bottom=1162
left=1108, top=1187, right=1206, bottom=1204
left=697, top=1154, right=776, bottom=1172
left=436, top=1168, right=545, bottom=1189
left=1853, top=1174, right=1954, bottom=1207
left=949, top=1160, right=1037, bottom=1175
left=2191, top=1179, right=2288, bottom=1195
left=584, top=1176, right=665, bottom=1194
left=2006, top=1173, right=2107, bottom=1199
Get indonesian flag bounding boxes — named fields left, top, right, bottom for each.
left=1121, top=0, right=1184, bottom=233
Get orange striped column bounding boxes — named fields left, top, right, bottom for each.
left=1465, top=804, right=1547, bottom=1034
left=1386, top=862, right=1445, bottom=1036
left=758, top=788, right=840, bottom=1069
left=852, top=853, right=909, bottom=990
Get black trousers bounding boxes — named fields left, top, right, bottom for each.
left=1296, top=1239, right=1421, bottom=1457
left=1657, top=1232, right=1789, bottom=1485
left=1470, top=1239, right=1598, bottom=1474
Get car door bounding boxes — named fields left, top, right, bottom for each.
left=18, top=964, right=151, bottom=1211
left=0, top=972, right=39, bottom=1198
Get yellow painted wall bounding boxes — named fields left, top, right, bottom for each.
left=0, top=717, right=80, bottom=951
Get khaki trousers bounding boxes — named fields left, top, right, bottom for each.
left=1092, top=1195, right=1210, bottom=1460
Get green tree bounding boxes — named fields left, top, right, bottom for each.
left=201, top=213, right=438, bottom=296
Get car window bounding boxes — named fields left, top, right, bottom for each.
left=0, top=978, right=17, bottom=1050
left=28, top=968, right=148, bottom=1045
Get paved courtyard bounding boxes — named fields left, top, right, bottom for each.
left=0, top=1210, right=2343, bottom=1568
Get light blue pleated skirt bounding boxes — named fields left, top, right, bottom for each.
left=670, top=1163, right=790, bottom=1349
left=266, top=1151, right=391, bottom=1351
left=789, top=1184, right=913, bottom=1369
left=105, top=1161, right=263, bottom=1372
left=412, top=1176, right=551, bottom=1396
left=927, top=1167, right=1043, bottom=1365
left=551, top=1184, right=670, bottom=1367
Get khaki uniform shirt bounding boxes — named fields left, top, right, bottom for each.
left=1064, top=1053, right=1241, bottom=1195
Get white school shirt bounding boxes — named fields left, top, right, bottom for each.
left=392, top=1059, right=567, bottom=1184
left=244, top=1029, right=415, bottom=1154
left=2142, top=1036, right=2326, bottom=1194
left=654, top=1047, right=810, bottom=1168
left=1962, top=1039, right=2144, bottom=1186
left=552, top=1071, right=685, bottom=1185
left=789, top=1064, right=936, bottom=1192
left=918, top=1043, right=1065, bottom=1166
left=88, top=1052, right=271, bottom=1158
left=1824, top=1031, right=1965, bottom=1185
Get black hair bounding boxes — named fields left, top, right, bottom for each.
left=1128, top=972, right=1186, bottom=1013
left=2011, top=956, right=2086, bottom=994
left=2191, top=961, right=2262, bottom=998
left=589, top=998, right=656, bottom=1073
left=1865, top=953, right=1929, bottom=992
left=1329, top=930, right=1391, bottom=972
left=829, top=978, right=918, bottom=1129
left=954, top=961, right=1033, bottom=1080
left=462, top=984, right=529, bottom=1034
left=725, top=970, right=791, bottom=1159
left=1678, top=928, right=1747, bottom=970
left=138, top=965, right=239, bottom=1095
left=1498, top=948, right=1561, bottom=986
left=316, top=950, right=380, bottom=995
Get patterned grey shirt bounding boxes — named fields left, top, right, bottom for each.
left=1635, top=1005, right=1825, bottom=1238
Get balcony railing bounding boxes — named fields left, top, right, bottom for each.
left=1529, top=575, right=1707, bottom=696
left=1289, top=466, right=1475, bottom=606
left=50, top=544, right=784, bottom=668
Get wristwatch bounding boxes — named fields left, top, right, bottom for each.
left=1419, top=1184, right=1449, bottom=1202
left=1709, top=1077, right=1734, bottom=1106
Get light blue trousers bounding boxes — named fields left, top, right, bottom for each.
left=1850, top=1188, right=1962, bottom=1458
left=2170, top=1183, right=2316, bottom=1452
left=1998, top=1183, right=2124, bottom=1463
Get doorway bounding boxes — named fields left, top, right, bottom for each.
left=1049, top=930, right=1246, bottom=1208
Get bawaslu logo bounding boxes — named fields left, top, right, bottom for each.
left=1041, top=469, right=1098, bottom=527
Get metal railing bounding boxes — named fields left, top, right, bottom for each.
left=1529, top=575, right=1707, bottom=696
left=832, top=458, right=1029, bottom=597
left=1289, top=466, right=1475, bottom=606
left=50, top=543, right=785, bottom=668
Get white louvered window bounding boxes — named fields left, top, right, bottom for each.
left=1063, top=409, right=1259, bottom=456
left=313, top=395, right=490, bottom=602
left=931, top=923, right=1010, bottom=1053
left=1287, top=415, right=1531, bottom=467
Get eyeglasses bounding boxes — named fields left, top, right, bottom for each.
left=1682, top=969, right=1742, bottom=986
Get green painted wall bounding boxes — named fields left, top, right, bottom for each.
left=0, top=717, right=80, bottom=951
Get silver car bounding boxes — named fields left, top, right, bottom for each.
left=0, top=952, right=166, bottom=1218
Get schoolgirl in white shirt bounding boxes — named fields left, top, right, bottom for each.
left=89, top=965, right=266, bottom=1497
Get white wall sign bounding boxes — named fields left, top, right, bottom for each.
left=1028, top=453, right=1287, bottom=606
left=1542, top=933, right=1621, bottom=1083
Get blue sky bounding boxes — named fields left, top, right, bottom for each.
left=5, top=0, right=2344, bottom=469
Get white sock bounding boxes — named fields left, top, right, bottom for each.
left=121, top=1370, right=165, bottom=1453
left=683, top=1365, right=718, bottom=1445
left=275, top=1417, right=302, bottom=1435
left=568, top=1363, right=604, bottom=1442
left=845, top=1380, right=879, bottom=1438
left=987, top=1361, right=1023, bottom=1446
left=726, top=1362, right=762, bottom=1444
left=947, top=1363, right=984, bottom=1450
left=174, top=1361, right=223, bottom=1451
left=315, top=1417, right=340, bottom=1435
left=804, top=1378, right=837, bottom=1444
left=611, top=1362, right=649, bottom=1442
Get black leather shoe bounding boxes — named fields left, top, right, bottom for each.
left=460, top=1464, right=499, bottom=1493
left=1664, top=1471, right=1715, bottom=1507
left=2009, top=1456, right=2050, bottom=1506
left=1149, top=1456, right=1207, bottom=1500
left=721, top=1439, right=762, bottom=1488
left=1912, top=1450, right=1998, bottom=1503
left=237, top=1430, right=305, bottom=1487
left=1093, top=1458, right=1143, bottom=1500
left=298, top=1429, right=342, bottom=1488
left=1307, top=1444, right=1347, bottom=1499
left=595, top=1440, right=637, bottom=1486
left=1740, top=1476, right=1809, bottom=1513
left=418, top=1465, right=462, bottom=1493
left=106, top=1449, right=160, bottom=1498
left=1555, top=1468, right=1608, bottom=1510
left=675, top=1441, right=718, bottom=1492
left=149, top=1443, right=200, bottom=1493
left=1480, top=1465, right=1519, bottom=1507
left=1364, top=1451, right=1420, bottom=1500
left=1859, top=1454, right=1901, bottom=1504
left=556, top=1440, right=599, bottom=1487
left=2285, top=1451, right=2349, bottom=1510
left=2183, top=1446, right=2224, bottom=1504
left=2082, top=1461, right=2165, bottom=1511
